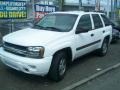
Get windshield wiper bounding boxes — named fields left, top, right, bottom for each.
left=45, top=27, right=63, bottom=32
left=33, top=25, right=46, bottom=29
left=33, top=25, right=63, bottom=32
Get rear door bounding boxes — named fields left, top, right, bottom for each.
left=100, top=14, right=112, bottom=41
left=91, top=14, right=104, bottom=49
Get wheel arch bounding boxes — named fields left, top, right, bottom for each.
left=104, top=35, right=110, bottom=43
left=53, top=47, right=73, bottom=64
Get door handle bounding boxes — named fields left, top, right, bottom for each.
left=103, top=30, right=105, bottom=33
left=91, top=34, right=94, bottom=37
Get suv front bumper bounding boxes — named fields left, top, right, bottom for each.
left=0, top=47, right=52, bottom=76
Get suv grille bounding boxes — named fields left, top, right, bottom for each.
left=3, top=42, right=27, bottom=56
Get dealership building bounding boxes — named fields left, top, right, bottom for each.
left=0, top=0, right=57, bottom=37
left=0, top=0, right=120, bottom=38
left=0, top=0, right=120, bottom=19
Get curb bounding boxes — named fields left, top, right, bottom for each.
left=62, top=63, right=120, bottom=90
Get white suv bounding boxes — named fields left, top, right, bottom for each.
left=0, top=11, right=112, bottom=81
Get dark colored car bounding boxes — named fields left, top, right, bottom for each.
left=110, top=21, right=120, bottom=43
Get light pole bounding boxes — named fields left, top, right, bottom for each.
left=111, top=0, right=113, bottom=19
left=114, top=0, right=117, bottom=20
left=107, top=0, right=110, bottom=17
left=79, top=0, right=82, bottom=10
left=31, top=0, right=35, bottom=18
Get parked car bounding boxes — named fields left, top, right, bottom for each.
left=110, top=21, right=120, bottom=42
left=112, top=28, right=120, bottom=43
left=0, top=11, right=112, bottom=81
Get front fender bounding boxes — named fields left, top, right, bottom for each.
left=44, top=40, right=75, bottom=60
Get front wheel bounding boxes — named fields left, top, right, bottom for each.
left=96, top=38, right=109, bottom=56
left=48, top=51, right=67, bottom=82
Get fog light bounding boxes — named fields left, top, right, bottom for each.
left=23, top=68, right=29, bottom=72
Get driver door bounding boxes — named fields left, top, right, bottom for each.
left=74, top=14, right=95, bottom=58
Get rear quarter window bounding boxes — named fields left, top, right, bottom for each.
left=101, top=14, right=111, bottom=26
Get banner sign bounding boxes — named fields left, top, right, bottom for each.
left=35, top=4, right=56, bottom=19
left=0, top=0, right=27, bottom=19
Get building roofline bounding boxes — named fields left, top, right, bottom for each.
left=64, top=3, right=95, bottom=7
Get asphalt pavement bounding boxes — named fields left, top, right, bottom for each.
left=0, top=41, right=120, bottom=90
left=74, top=66, right=120, bottom=90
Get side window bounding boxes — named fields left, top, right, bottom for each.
left=77, top=14, right=92, bottom=31
left=101, top=14, right=111, bottom=26
left=92, top=14, right=103, bottom=29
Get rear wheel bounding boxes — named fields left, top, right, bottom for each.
left=48, top=51, right=67, bottom=82
left=97, top=38, right=109, bottom=56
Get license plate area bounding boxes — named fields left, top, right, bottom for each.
left=2, top=57, right=19, bottom=70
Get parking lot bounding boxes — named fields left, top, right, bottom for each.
left=0, top=41, right=119, bottom=90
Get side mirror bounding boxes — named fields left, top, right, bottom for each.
left=76, top=27, right=89, bottom=34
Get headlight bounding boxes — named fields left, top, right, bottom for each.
left=27, top=46, right=45, bottom=58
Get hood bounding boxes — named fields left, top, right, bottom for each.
left=3, top=28, right=66, bottom=46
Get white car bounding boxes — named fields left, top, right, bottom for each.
left=0, top=11, right=112, bottom=81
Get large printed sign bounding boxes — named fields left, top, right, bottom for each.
left=35, top=4, right=56, bottom=19
left=0, top=0, right=27, bottom=19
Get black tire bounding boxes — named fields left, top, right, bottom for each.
left=48, top=51, right=67, bottom=82
left=96, top=38, right=109, bottom=56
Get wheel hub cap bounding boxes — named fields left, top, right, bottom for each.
left=59, top=58, right=66, bottom=76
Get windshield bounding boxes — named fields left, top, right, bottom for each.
left=33, top=14, right=78, bottom=32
